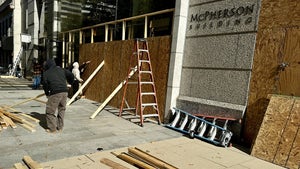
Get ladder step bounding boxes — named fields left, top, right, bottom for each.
left=138, top=49, right=149, bottom=53
left=141, top=92, right=155, bottom=96
left=142, top=103, right=157, bottom=107
left=140, top=71, right=152, bottom=74
left=142, top=114, right=159, bottom=118
left=140, top=82, right=154, bottom=85
left=127, top=82, right=139, bottom=84
left=140, top=60, right=150, bottom=63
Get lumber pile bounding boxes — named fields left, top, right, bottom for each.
left=13, top=156, right=43, bottom=169
left=0, top=106, right=39, bottom=132
left=111, top=147, right=178, bottom=169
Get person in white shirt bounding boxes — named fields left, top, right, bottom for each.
left=72, top=62, right=83, bottom=97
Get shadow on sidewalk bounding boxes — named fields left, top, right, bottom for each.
left=29, top=112, right=47, bottom=129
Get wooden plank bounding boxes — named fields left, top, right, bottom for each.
left=32, top=99, right=47, bottom=104
left=1, top=110, right=35, bottom=128
left=251, top=95, right=294, bottom=162
left=100, top=158, right=130, bottom=169
left=8, top=93, right=45, bottom=108
left=90, top=67, right=137, bottom=119
left=113, top=152, right=156, bottom=169
left=2, top=115, right=17, bottom=129
left=67, top=60, right=105, bottom=105
left=19, top=113, right=40, bottom=123
left=13, top=163, right=27, bottom=169
left=23, top=156, right=43, bottom=169
left=273, top=98, right=300, bottom=166
left=3, top=105, right=40, bottom=123
left=20, top=124, right=36, bottom=132
left=0, top=112, right=17, bottom=129
left=1, top=110, right=24, bottom=122
left=128, top=147, right=178, bottom=169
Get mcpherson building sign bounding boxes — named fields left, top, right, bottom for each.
left=187, top=1, right=260, bottom=36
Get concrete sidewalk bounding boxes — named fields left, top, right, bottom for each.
left=0, top=78, right=284, bottom=168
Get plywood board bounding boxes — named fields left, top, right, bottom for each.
left=286, top=128, right=300, bottom=169
left=251, top=95, right=300, bottom=169
left=273, top=99, right=300, bottom=166
left=244, top=29, right=285, bottom=145
left=278, top=28, right=300, bottom=96
left=78, top=36, right=171, bottom=120
left=251, top=95, right=294, bottom=161
left=258, top=0, right=300, bottom=29
left=244, top=0, right=300, bottom=147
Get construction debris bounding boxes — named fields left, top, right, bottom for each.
left=0, top=106, right=39, bottom=132
left=0, top=93, right=44, bottom=132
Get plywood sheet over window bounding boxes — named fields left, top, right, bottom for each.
left=78, top=36, right=171, bottom=121
left=244, top=0, right=300, bottom=147
left=278, top=28, right=300, bottom=96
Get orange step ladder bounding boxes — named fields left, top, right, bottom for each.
left=119, top=38, right=161, bottom=127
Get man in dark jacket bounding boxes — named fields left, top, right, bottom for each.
left=42, top=59, right=74, bottom=133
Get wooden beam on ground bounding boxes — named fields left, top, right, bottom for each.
left=0, top=120, right=8, bottom=129
left=9, top=93, right=45, bottom=108
left=1, top=110, right=36, bottom=130
left=0, top=111, right=17, bottom=128
left=90, top=67, right=137, bottom=119
left=128, top=147, right=178, bottom=169
left=20, top=123, right=36, bottom=132
left=112, top=152, right=156, bottom=169
left=67, top=61, right=105, bottom=106
left=19, top=113, right=40, bottom=123
left=1, top=106, right=40, bottom=123
left=100, top=158, right=130, bottom=169
left=32, top=99, right=47, bottom=104
left=0, top=110, right=23, bottom=122
left=23, top=156, right=43, bottom=169
left=1, top=114, right=17, bottom=128
left=14, top=163, right=27, bottom=169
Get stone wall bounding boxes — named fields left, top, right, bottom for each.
left=177, top=0, right=260, bottom=120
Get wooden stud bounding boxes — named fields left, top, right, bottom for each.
left=19, top=113, right=40, bottom=123
left=90, top=67, right=137, bottom=119
left=20, top=124, right=36, bottom=132
left=114, top=152, right=156, bottom=169
left=8, top=93, right=45, bottom=108
left=13, top=163, right=27, bottom=169
left=100, top=158, right=130, bottom=169
left=23, top=156, right=43, bottom=169
left=128, top=147, right=178, bottom=169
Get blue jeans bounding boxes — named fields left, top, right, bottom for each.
left=33, top=75, right=41, bottom=89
